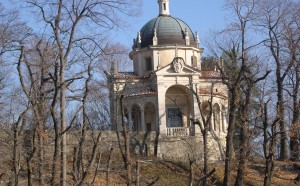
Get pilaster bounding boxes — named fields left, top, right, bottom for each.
left=157, top=83, right=167, bottom=135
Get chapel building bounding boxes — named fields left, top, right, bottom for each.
left=106, top=0, right=228, bottom=155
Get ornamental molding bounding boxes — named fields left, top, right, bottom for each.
left=172, top=57, right=185, bottom=73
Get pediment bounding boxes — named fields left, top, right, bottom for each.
left=154, top=62, right=201, bottom=76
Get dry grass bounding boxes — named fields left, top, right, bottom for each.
left=3, top=155, right=299, bottom=186
left=212, top=159, right=300, bottom=186
left=89, top=158, right=299, bottom=186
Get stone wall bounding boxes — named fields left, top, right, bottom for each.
left=156, top=132, right=226, bottom=163
left=0, top=130, right=225, bottom=164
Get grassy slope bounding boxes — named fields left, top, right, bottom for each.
left=95, top=158, right=299, bottom=185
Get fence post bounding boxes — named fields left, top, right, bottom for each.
left=136, top=160, right=140, bottom=186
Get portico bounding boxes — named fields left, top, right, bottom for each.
left=106, top=0, right=228, bottom=138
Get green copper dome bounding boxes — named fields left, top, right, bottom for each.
left=139, top=16, right=197, bottom=48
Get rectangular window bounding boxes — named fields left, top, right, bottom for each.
left=167, top=108, right=183, bottom=127
left=147, top=123, right=151, bottom=131
left=191, top=56, right=197, bottom=67
left=146, top=57, right=152, bottom=71
left=163, top=3, right=166, bottom=10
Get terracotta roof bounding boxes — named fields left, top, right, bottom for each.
left=200, top=71, right=222, bottom=79
left=125, top=88, right=157, bottom=98
left=199, top=89, right=227, bottom=98
left=114, top=72, right=138, bottom=79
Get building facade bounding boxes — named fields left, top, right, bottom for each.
left=106, top=0, right=228, bottom=160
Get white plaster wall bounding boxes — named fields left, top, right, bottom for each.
left=130, top=46, right=203, bottom=77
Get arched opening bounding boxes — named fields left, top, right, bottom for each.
left=144, top=102, right=156, bottom=131
left=132, top=104, right=141, bottom=132
left=213, top=104, right=221, bottom=132
left=165, top=85, right=191, bottom=128
left=201, top=102, right=211, bottom=130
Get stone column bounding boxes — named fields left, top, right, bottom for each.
left=156, top=108, right=159, bottom=131
left=141, top=109, right=146, bottom=132
left=222, top=111, right=227, bottom=133
left=221, top=112, right=224, bottom=133
left=128, top=109, right=133, bottom=132
left=211, top=114, right=214, bottom=131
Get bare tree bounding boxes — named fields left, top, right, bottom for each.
left=24, top=1, right=140, bottom=185
left=254, top=0, right=297, bottom=160
left=205, top=0, right=266, bottom=184
left=0, top=3, right=30, bottom=56
left=0, top=3, right=30, bottom=124
left=262, top=100, right=280, bottom=186
left=282, top=2, right=300, bottom=161
left=188, top=83, right=214, bottom=186
left=234, top=60, right=270, bottom=186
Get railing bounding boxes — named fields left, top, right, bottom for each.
left=167, top=127, right=190, bottom=136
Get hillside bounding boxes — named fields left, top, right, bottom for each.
left=93, top=157, right=300, bottom=185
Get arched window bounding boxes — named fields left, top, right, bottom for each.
left=132, top=105, right=140, bottom=132
left=144, top=102, right=156, bottom=131
left=213, top=104, right=221, bottom=132
left=165, top=85, right=191, bottom=128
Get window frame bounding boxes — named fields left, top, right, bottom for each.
left=145, top=57, right=153, bottom=71
left=167, top=107, right=183, bottom=128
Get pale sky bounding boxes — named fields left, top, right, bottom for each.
left=2, top=0, right=226, bottom=54
left=115, top=0, right=226, bottom=50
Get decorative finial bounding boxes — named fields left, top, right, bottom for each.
left=153, top=28, right=158, bottom=46
left=132, top=38, right=136, bottom=49
left=196, top=31, right=200, bottom=47
left=137, top=32, right=141, bottom=48
left=138, top=32, right=141, bottom=43
left=157, top=0, right=170, bottom=16
left=110, top=55, right=118, bottom=75
left=185, top=28, right=190, bottom=45
left=221, top=58, right=224, bottom=68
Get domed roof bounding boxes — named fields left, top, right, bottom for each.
left=139, top=16, right=197, bottom=48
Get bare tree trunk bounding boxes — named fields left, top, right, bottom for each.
left=234, top=87, right=251, bottom=186
left=106, top=148, right=113, bottom=186
left=26, top=142, right=36, bottom=186
left=120, top=95, right=132, bottom=185
left=188, top=154, right=194, bottom=186
left=13, top=124, right=20, bottom=186
left=202, top=130, right=208, bottom=186
left=191, top=83, right=214, bottom=186
left=26, top=158, right=33, bottom=186
left=37, top=130, right=44, bottom=184
left=50, top=57, right=60, bottom=186
left=78, top=132, right=102, bottom=186
left=91, top=151, right=101, bottom=186
left=223, top=89, right=237, bottom=185
left=60, top=52, right=67, bottom=186
left=277, top=77, right=288, bottom=160
left=115, top=94, right=132, bottom=186
left=290, top=56, right=300, bottom=161
left=36, top=42, right=47, bottom=185
left=263, top=102, right=278, bottom=186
